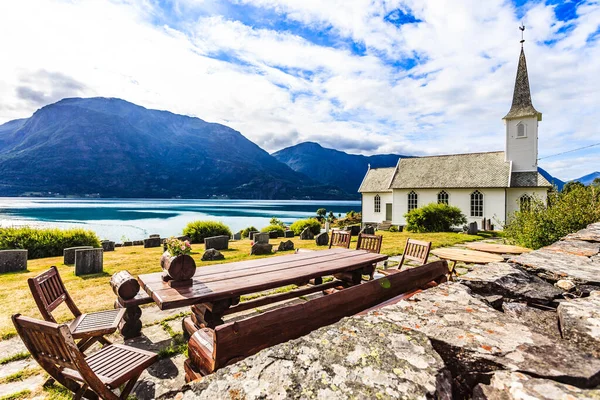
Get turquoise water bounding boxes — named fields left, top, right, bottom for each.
left=0, top=198, right=361, bottom=241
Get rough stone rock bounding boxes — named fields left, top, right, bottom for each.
left=557, top=291, right=600, bottom=357
left=277, top=240, right=294, bottom=252
left=562, top=222, right=600, bottom=243
left=63, top=246, right=94, bottom=264
left=144, top=237, right=162, bottom=248
left=360, top=225, right=375, bottom=235
left=0, top=249, right=27, bottom=273
left=458, top=262, right=562, bottom=305
left=367, top=283, right=600, bottom=396
left=510, top=251, right=600, bottom=285
left=251, top=243, right=272, bottom=255
left=201, top=249, right=224, bottom=261
left=502, top=302, right=561, bottom=339
left=543, top=240, right=600, bottom=257
left=204, top=235, right=229, bottom=251
left=555, top=279, right=576, bottom=291
left=300, top=228, right=314, bottom=240
left=181, top=315, right=452, bottom=400
left=268, top=230, right=279, bottom=239
left=75, top=248, right=103, bottom=276
left=254, top=232, right=270, bottom=245
left=101, top=240, right=115, bottom=252
left=315, top=232, right=329, bottom=246
left=232, top=232, right=242, bottom=241
left=284, top=230, right=294, bottom=238
left=473, top=371, right=600, bottom=400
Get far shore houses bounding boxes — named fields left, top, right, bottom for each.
left=359, top=42, right=551, bottom=230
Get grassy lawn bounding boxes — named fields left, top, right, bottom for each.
left=0, top=230, right=489, bottom=338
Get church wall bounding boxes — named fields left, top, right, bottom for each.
left=392, top=188, right=507, bottom=230
left=361, top=192, right=393, bottom=224
left=505, top=116, right=539, bottom=172
left=506, top=187, right=549, bottom=220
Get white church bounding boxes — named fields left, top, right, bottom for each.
left=359, top=43, right=551, bottom=230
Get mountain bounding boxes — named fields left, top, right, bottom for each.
left=272, top=142, right=409, bottom=195
left=538, top=167, right=565, bottom=191
left=0, top=98, right=349, bottom=199
left=573, top=171, right=600, bottom=186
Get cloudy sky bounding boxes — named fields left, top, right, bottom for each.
left=0, top=0, right=598, bottom=180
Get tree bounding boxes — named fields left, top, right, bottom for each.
left=592, top=177, right=600, bottom=188
left=562, top=181, right=585, bottom=193
left=316, top=208, right=327, bottom=218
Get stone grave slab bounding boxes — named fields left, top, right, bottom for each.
left=0, top=250, right=27, bottom=273
left=204, top=235, right=229, bottom=251
left=253, top=232, right=269, bottom=245
left=144, top=237, right=162, bottom=248
left=63, top=246, right=94, bottom=265
left=75, top=248, right=104, bottom=276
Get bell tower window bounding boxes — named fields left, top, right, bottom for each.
left=516, top=122, right=526, bottom=138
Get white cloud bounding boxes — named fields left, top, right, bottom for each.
left=0, top=0, right=599, bottom=180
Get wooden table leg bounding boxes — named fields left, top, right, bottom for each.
left=185, top=298, right=235, bottom=336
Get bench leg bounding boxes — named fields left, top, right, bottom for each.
left=190, top=299, right=232, bottom=330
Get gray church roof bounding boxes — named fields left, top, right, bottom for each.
left=511, top=171, right=551, bottom=187
left=358, top=167, right=395, bottom=193
left=503, top=47, right=542, bottom=120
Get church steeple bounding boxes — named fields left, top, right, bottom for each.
left=503, top=34, right=542, bottom=121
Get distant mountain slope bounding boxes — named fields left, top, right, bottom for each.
left=538, top=167, right=565, bottom=191
left=573, top=171, right=600, bottom=186
left=272, top=142, right=409, bottom=194
left=0, top=98, right=349, bottom=199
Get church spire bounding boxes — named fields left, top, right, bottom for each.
left=503, top=26, right=541, bottom=121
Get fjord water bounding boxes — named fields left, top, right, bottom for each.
left=0, top=198, right=360, bottom=241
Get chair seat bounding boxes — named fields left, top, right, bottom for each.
left=69, top=309, right=125, bottom=339
left=63, top=344, right=157, bottom=388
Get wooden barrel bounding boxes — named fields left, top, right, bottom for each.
left=110, top=270, right=140, bottom=300
left=160, top=252, right=196, bottom=281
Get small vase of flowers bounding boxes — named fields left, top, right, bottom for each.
left=160, top=237, right=195, bottom=284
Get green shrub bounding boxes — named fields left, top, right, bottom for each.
left=290, top=218, right=321, bottom=235
left=261, top=225, right=285, bottom=236
left=0, top=227, right=100, bottom=259
left=504, top=186, right=600, bottom=249
left=183, top=220, right=232, bottom=243
left=389, top=225, right=398, bottom=232
left=241, top=226, right=257, bottom=238
left=404, top=203, right=467, bottom=233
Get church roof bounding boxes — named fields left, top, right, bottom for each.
left=511, top=171, right=552, bottom=187
left=503, top=47, right=541, bottom=120
left=389, top=151, right=511, bottom=189
left=358, top=167, right=395, bottom=193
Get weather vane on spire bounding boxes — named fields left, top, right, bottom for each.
left=519, top=24, right=525, bottom=46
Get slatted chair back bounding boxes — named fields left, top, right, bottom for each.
left=28, top=266, right=81, bottom=323
left=400, top=238, right=432, bottom=269
left=356, top=233, right=383, bottom=254
left=329, top=230, right=351, bottom=249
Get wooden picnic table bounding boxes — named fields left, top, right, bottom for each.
left=430, top=248, right=504, bottom=278
left=465, top=242, right=532, bottom=255
left=138, top=248, right=388, bottom=331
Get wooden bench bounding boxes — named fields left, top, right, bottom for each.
left=381, top=238, right=431, bottom=275
left=12, top=314, right=157, bottom=400
left=186, top=260, right=448, bottom=379
left=329, top=230, right=351, bottom=249
left=356, top=233, right=383, bottom=279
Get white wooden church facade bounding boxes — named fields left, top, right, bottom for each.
left=359, top=44, right=551, bottom=230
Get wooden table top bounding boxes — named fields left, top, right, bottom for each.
left=138, top=248, right=388, bottom=310
left=465, top=242, right=532, bottom=255
left=431, top=248, right=504, bottom=264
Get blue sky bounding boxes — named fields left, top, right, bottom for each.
left=0, top=0, right=599, bottom=180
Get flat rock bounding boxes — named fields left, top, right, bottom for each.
left=315, top=232, right=329, bottom=246
left=563, top=222, right=600, bottom=243
left=542, top=240, right=600, bottom=257
left=201, top=249, right=224, bottom=261
left=510, top=251, right=600, bottom=285
left=135, top=354, right=186, bottom=400
left=458, top=262, right=562, bottom=305
left=277, top=240, right=294, bottom=252
left=0, top=374, right=44, bottom=398
left=251, top=243, right=272, bottom=255
left=367, top=283, right=600, bottom=395
left=181, top=315, right=452, bottom=400
left=502, top=302, right=561, bottom=339
left=557, top=291, right=600, bottom=357
left=300, top=227, right=314, bottom=240
left=473, top=371, right=600, bottom=400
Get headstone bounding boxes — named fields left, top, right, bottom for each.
left=75, top=248, right=103, bottom=276
left=300, top=228, right=314, bottom=240
left=133, top=240, right=143, bottom=246
left=202, top=249, right=225, bottom=261
left=177, top=235, right=191, bottom=242
left=101, top=240, right=115, bottom=252
left=325, top=222, right=330, bottom=233
left=144, top=237, right=162, bottom=248
left=149, top=234, right=160, bottom=238
left=251, top=243, right=272, bottom=255
left=277, top=240, right=294, bottom=252
left=63, top=246, right=94, bottom=265
left=204, top=235, right=229, bottom=251
left=268, top=230, right=279, bottom=239
left=123, top=241, right=133, bottom=247
left=345, top=225, right=360, bottom=236
left=115, top=243, right=123, bottom=248
left=248, top=231, right=259, bottom=241
left=254, top=232, right=270, bottom=244
left=233, top=232, right=242, bottom=241
left=360, top=225, right=375, bottom=235
left=468, top=222, right=478, bottom=235
left=315, top=232, right=329, bottom=246
left=0, top=250, right=27, bottom=273
left=284, top=230, right=294, bottom=238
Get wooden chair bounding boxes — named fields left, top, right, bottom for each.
left=356, top=233, right=383, bottom=279
left=12, top=314, right=156, bottom=400
left=380, top=238, right=431, bottom=276
left=28, top=266, right=125, bottom=352
left=329, top=230, right=351, bottom=249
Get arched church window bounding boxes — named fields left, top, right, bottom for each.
left=437, top=190, right=449, bottom=205
left=407, top=191, right=418, bottom=211
left=517, top=122, right=526, bottom=138
left=520, top=194, right=531, bottom=212
left=470, top=190, right=484, bottom=217
left=374, top=194, right=381, bottom=213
